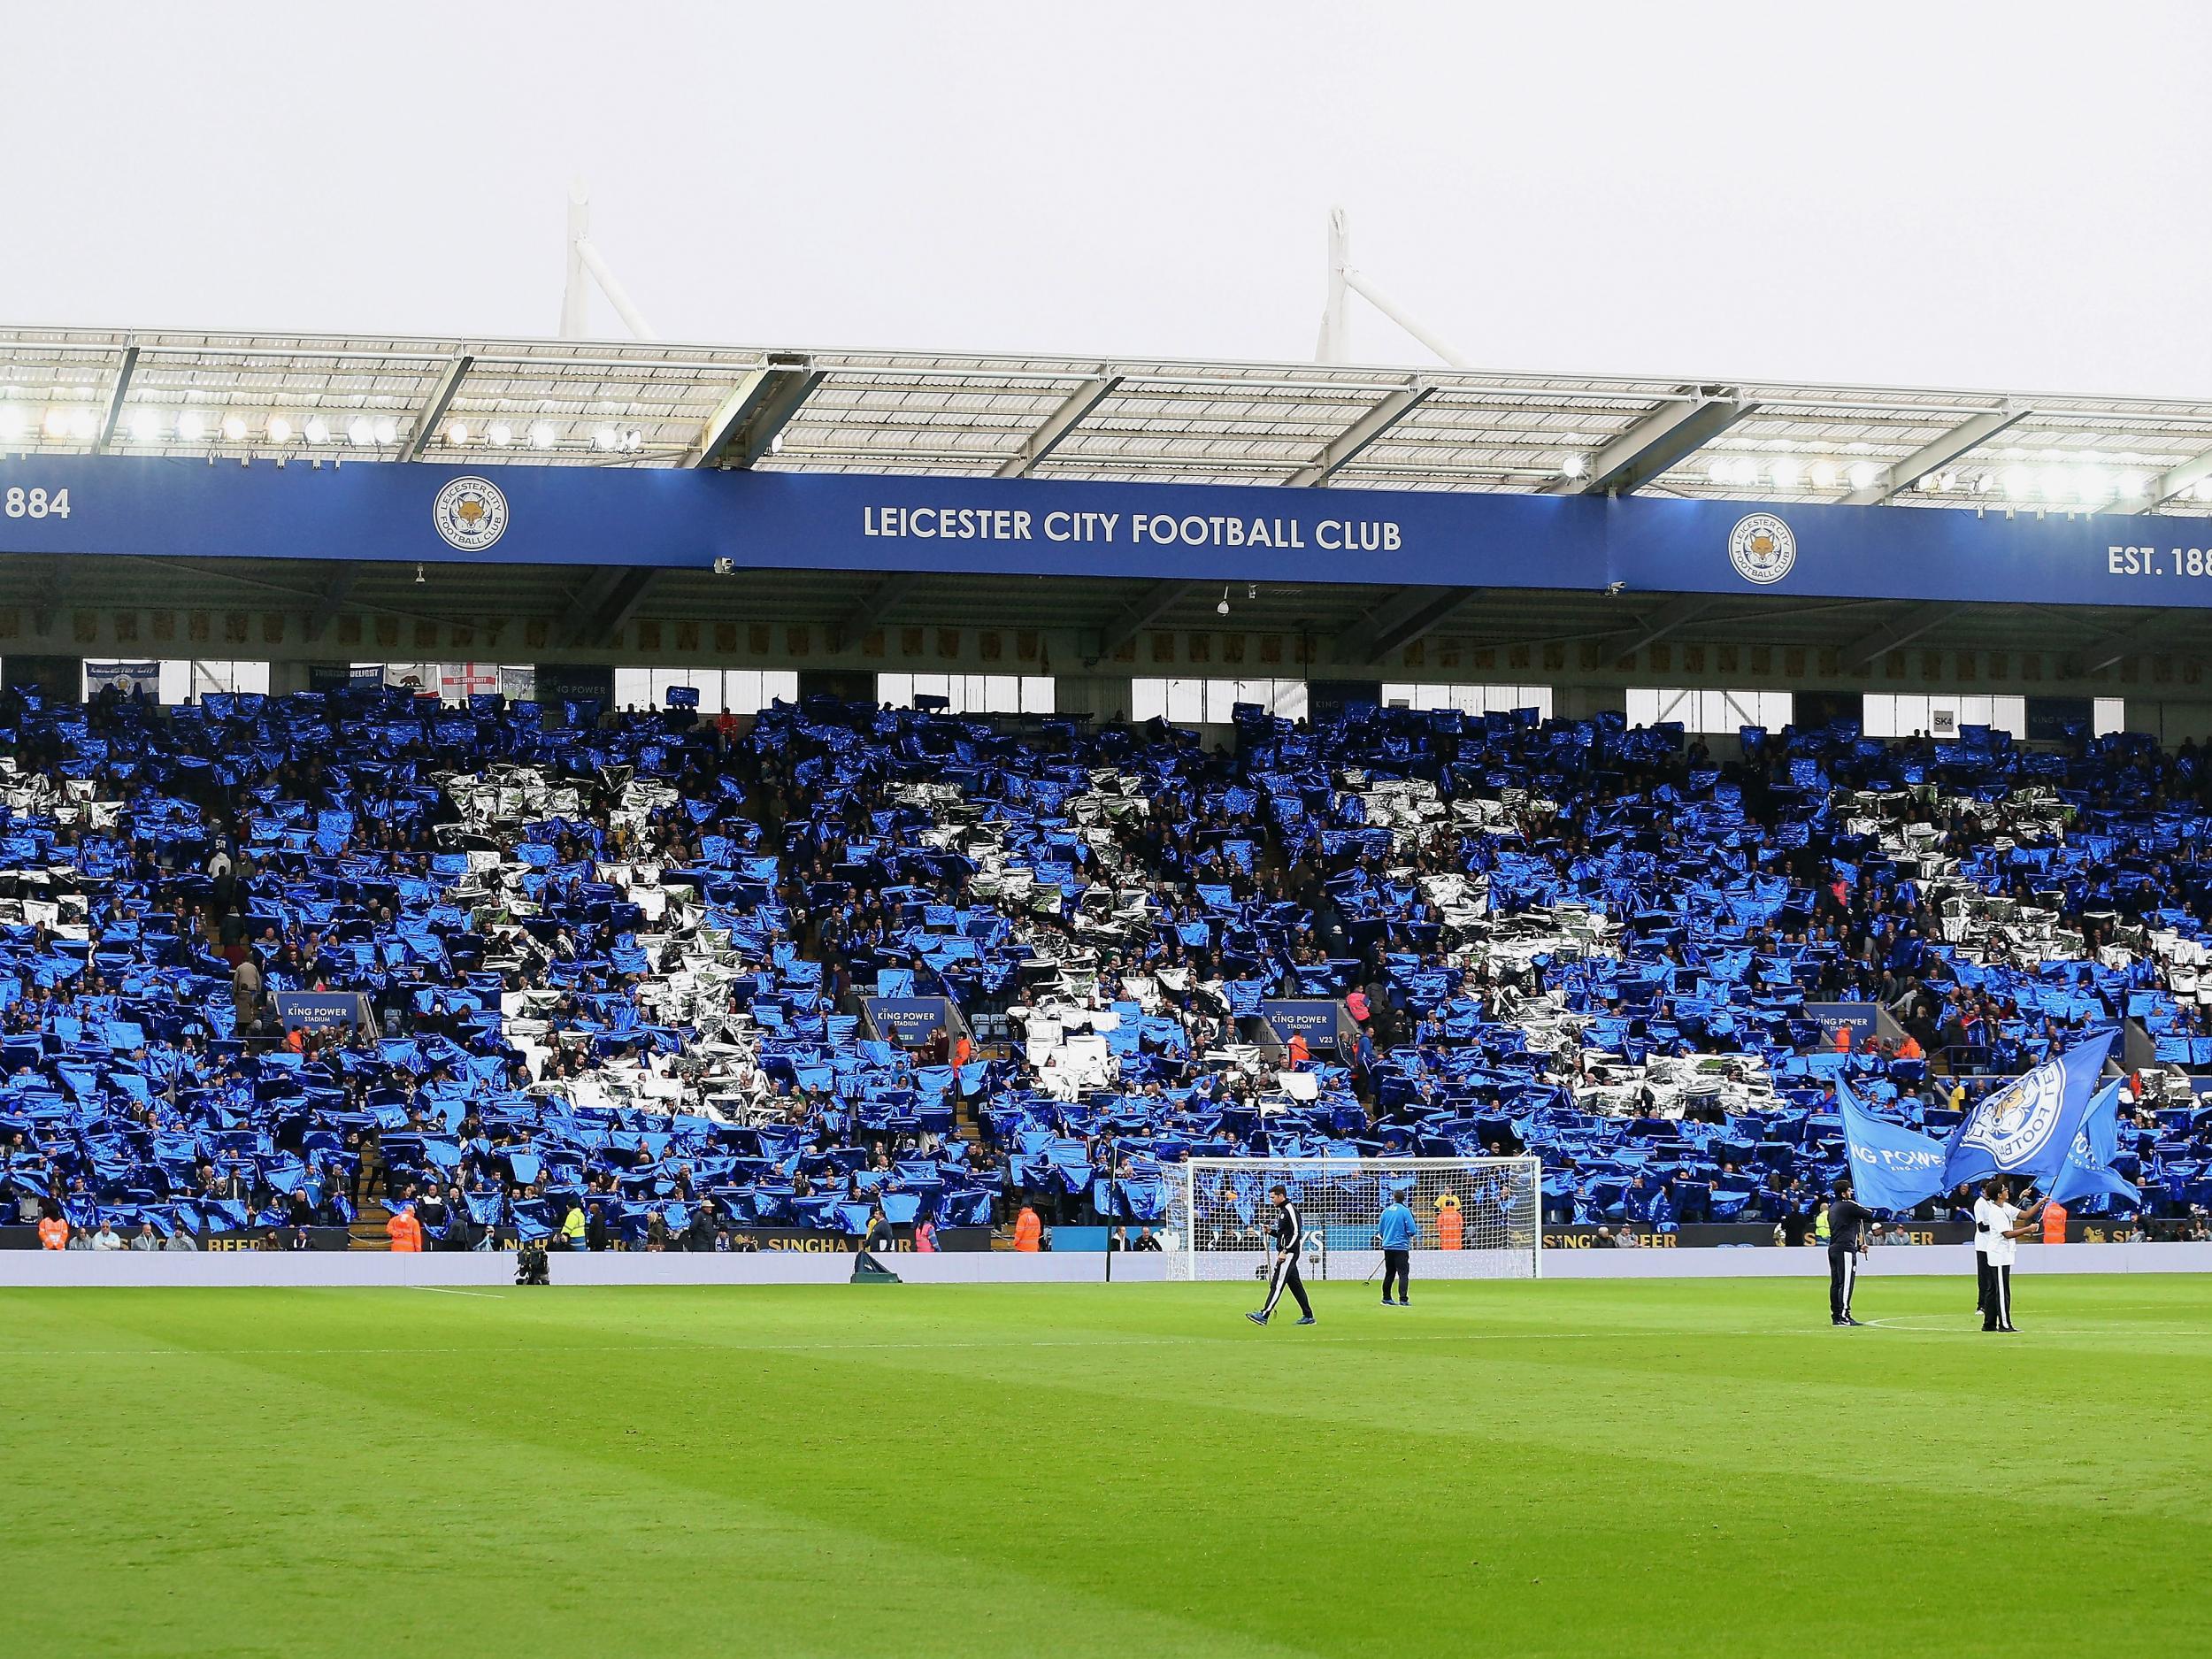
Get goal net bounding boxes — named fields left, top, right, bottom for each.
left=1163, top=1156, right=1541, bottom=1283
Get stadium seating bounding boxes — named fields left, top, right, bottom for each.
left=0, top=679, right=2208, bottom=1248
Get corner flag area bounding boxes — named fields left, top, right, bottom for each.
left=7, top=1279, right=2207, bottom=1658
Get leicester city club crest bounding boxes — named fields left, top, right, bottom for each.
left=1727, top=512, right=1795, bottom=585
left=433, top=476, right=509, bottom=552
left=1960, top=1060, right=2066, bottom=1167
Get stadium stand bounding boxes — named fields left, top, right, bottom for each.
left=0, top=674, right=2208, bottom=1253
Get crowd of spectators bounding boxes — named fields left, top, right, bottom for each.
left=3, top=678, right=2209, bottom=1253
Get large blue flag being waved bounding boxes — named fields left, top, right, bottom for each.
left=1838, top=1083, right=1948, bottom=1212
left=2047, top=1079, right=2140, bottom=1209
left=1939, top=1031, right=2117, bottom=1192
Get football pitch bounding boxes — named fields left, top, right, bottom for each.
left=4, top=1275, right=2208, bottom=1658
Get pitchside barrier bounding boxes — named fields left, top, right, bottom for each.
left=4, top=1240, right=2210, bottom=1287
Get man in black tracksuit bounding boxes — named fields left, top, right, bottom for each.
left=1826, top=1180, right=1878, bottom=1326
left=1247, top=1185, right=1315, bottom=1326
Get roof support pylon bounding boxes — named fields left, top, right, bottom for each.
left=1316, top=208, right=1469, bottom=369
left=560, top=180, right=657, bottom=341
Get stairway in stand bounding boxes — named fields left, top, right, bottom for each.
left=950, top=1084, right=987, bottom=1148
left=347, top=1141, right=393, bottom=1249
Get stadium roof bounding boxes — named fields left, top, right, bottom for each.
left=9, top=325, right=2212, bottom=512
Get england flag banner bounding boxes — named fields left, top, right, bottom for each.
left=1939, top=1031, right=2116, bottom=1190
left=1838, top=1083, right=1948, bottom=1211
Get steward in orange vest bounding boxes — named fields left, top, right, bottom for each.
left=1436, top=1195, right=1463, bottom=1250
left=386, top=1208, right=424, bottom=1252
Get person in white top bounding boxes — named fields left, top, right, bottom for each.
left=91, top=1222, right=126, bottom=1251
left=1971, top=1177, right=2041, bottom=1333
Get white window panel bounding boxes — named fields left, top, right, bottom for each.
left=1201, top=679, right=1244, bottom=723
left=881, top=672, right=1054, bottom=715
left=726, top=670, right=797, bottom=714
left=1132, top=677, right=1204, bottom=723
left=1382, top=682, right=1552, bottom=719
left=1631, top=687, right=1788, bottom=735
left=1991, top=695, right=2025, bottom=737
left=1202, top=678, right=1308, bottom=722
left=158, top=659, right=270, bottom=704
left=2093, top=697, right=2127, bottom=736
left=613, top=667, right=651, bottom=709
left=642, top=667, right=725, bottom=713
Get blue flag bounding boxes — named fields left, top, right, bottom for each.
left=1939, top=1031, right=2116, bottom=1191
left=1838, top=1082, right=1948, bottom=1212
left=2047, top=1079, right=2139, bottom=1209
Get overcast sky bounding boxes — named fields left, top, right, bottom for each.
left=8, top=1, right=2212, bottom=397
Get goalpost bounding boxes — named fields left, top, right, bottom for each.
left=1164, top=1156, right=1542, bottom=1283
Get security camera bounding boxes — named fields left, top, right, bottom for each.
left=1605, top=580, right=1626, bottom=596
left=711, top=557, right=734, bottom=576
left=1217, top=597, right=1231, bottom=617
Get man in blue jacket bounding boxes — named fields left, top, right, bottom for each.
left=1377, top=1192, right=1417, bottom=1307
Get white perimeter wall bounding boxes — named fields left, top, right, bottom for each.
left=0, top=1251, right=1171, bottom=1288
left=1538, top=1242, right=2212, bottom=1279
left=3, top=1242, right=2208, bottom=1288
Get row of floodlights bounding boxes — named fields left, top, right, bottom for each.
left=1555, top=449, right=2201, bottom=503
left=0, top=404, right=649, bottom=452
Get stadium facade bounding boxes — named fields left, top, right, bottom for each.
left=0, top=326, right=2208, bottom=740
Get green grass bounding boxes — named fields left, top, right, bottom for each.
left=4, top=1275, right=2208, bottom=1658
